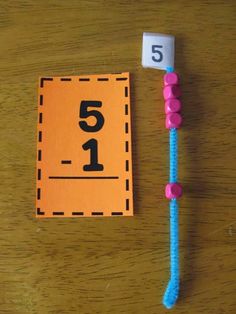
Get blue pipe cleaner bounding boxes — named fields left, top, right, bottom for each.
left=163, top=68, right=180, bottom=309
left=170, top=128, right=178, bottom=183
left=163, top=198, right=179, bottom=309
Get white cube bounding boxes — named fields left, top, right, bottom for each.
left=142, top=32, right=175, bottom=71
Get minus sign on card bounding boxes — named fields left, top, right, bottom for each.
left=61, top=160, right=72, bottom=164
left=48, top=176, right=119, bottom=179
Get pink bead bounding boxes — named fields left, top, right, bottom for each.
left=165, top=183, right=182, bottom=199
left=164, top=72, right=179, bottom=86
left=165, top=99, right=181, bottom=114
left=163, top=85, right=181, bottom=100
left=166, top=113, right=182, bottom=129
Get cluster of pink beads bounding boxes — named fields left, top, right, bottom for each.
left=163, top=72, right=183, bottom=200
left=163, top=72, right=182, bottom=129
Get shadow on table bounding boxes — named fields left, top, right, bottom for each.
left=175, top=35, right=208, bottom=303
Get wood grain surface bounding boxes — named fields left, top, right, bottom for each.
left=0, top=1, right=235, bottom=313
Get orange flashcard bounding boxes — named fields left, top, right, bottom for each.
left=36, top=73, right=133, bottom=217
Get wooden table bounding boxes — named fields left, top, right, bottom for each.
left=1, top=1, right=235, bottom=313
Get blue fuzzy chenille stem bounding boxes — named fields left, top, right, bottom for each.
left=163, top=198, right=179, bottom=309
left=162, top=68, right=180, bottom=309
left=170, top=128, right=178, bottom=183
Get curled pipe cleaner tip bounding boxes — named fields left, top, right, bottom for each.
left=163, top=278, right=179, bottom=309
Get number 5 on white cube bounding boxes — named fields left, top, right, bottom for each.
left=142, top=32, right=175, bottom=71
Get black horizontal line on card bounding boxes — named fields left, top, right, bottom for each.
left=61, top=160, right=72, bottom=164
left=97, top=78, right=109, bottom=81
left=53, top=212, right=64, bottom=216
left=72, top=212, right=84, bottom=216
left=49, top=176, right=119, bottom=179
left=60, top=78, right=72, bottom=81
left=112, top=212, right=123, bottom=216
left=92, top=212, right=103, bottom=216
left=79, top=78, right=90, bottom=81
left=116, top=77, right=128, bottom=81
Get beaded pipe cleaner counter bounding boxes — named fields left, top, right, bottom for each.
left=142, top=33, right=182, bottom=309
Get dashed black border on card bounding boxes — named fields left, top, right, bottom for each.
left=36, top=74, right=132, bottom=217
